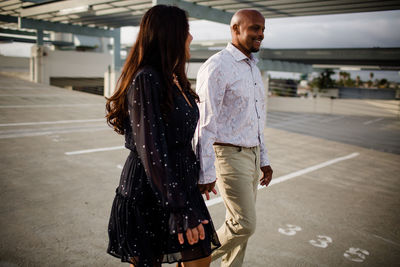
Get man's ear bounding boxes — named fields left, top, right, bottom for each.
left=232, top=24, right=240, bottom=35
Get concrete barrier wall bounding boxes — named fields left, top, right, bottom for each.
left=0, top=55, right=29, bottom=69
left=44, top=48, right=112, bottom=78
left=0, top=55, right=30, bottom=80
left=267, top=96, right=399, bottom=118
left=339, top=87, right=397, bottom=100
left=29, top=46, right=112, bottom=84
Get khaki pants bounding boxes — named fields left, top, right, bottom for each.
left=211, top=145, right=261, bottom=267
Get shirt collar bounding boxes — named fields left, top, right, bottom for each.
left=226, top=42, right=259, bottom=64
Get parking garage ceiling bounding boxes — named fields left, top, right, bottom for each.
left=1, top=0, right=400, bottom=30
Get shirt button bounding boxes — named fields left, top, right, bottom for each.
left=256, top=100, right=258, bottom=102
left=254, top=83, right=257, bottom=85
left=258, top=116, right=260, bottom=119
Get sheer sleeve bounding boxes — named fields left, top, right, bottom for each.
left=127, top=69, right=204, bottom=234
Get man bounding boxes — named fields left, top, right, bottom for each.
left=195, top=9, right=273, bottom=267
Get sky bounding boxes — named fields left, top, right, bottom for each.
left=120, top=9, right=400, bottom=48
left=1, top=9, right=400, bottom=81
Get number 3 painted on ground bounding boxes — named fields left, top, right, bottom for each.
left=344, top=247, right=370, bottom=262
left=309, top=235, right=332, bottom=248
left=278, top=224, right=302, bottom=236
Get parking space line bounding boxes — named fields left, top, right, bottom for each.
left=363, top=117, right=384, bottom=125
left=0, top=94, right=81, bottom=97
left=206, top=152, right=360, bottom=207
left=372, top=234, right=400, bottom=248
left=65, top=146, right=125, bottom=155
left=0, top=125, right=108, bottom=139
left=320, top=115, right=345, bottom=123
left=0, top=119, right=104, bottom=127
left=0, top=104, right=103, bottom=108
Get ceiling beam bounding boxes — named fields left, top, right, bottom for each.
left=261, top=5, right=400, bottom=17
left=0, top=28, right=50, bottom=37
left=0, top=35, right=74, bottom=46
left=18, top=16, right=117, bottom=37
left=0, top=14, right=18, bottom=23
left=20, top=0, right=119, bottom=17
left=153, top=0, right=234, bottom=24
left=21, top=0, right=60, bottom=4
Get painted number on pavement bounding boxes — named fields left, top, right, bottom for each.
left=309, top=235, right=332, bottom=248
left=344, top=247, right=370, bottom=262
left=278, top=224, right=302, bottom=236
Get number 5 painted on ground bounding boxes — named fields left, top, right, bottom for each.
left=278, top=224, right=302, bottom=236
left=344, top=247, right=370, bottom=262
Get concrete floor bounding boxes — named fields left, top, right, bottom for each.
left=0, top=74, right=399, bottom=267
left=266, top=111, right=400, bottom=154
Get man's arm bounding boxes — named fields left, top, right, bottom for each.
left=259, top=137, right=273, bottom=186
left=259, top=68, right=272, bottom=187
left=194, top=59, right=227, bottom=198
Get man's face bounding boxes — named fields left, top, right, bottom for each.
left=236, top=14, right=265, bottom=55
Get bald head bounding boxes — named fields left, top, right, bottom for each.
left=230, top=9, right=264, bottom=31
left=230, top=9, right=265, bottom=57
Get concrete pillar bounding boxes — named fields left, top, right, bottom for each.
left=104, top=66, right=121, bottom=98
left=30, top=45, right=43, bottom=83
left=104, top=29, right=122, bottom=97
left=30, top=45, right=50, bottom=84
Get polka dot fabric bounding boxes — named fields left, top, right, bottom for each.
left=107, top=67, right=220, bottom=266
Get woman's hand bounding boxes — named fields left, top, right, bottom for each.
left=177, top=220, right=209, bottom=245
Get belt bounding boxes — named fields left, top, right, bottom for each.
left=213, top=142, right=241, bottom=148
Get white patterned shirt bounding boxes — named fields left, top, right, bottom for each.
left=194, top=43, right=270, bottom=184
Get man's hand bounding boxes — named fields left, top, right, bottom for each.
left=198, top=181, right=217, bottom=200
left=260, top=165, right=273, bottom=187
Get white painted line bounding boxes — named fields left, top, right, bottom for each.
left=205, top=152, right=360, bottom=207
left=0, top=94, right=80, bottom=97
left=0, top=119, right=104, bottom=127
left=320, top=115, right=345, bottom=123
left=0, top=125, right=108, bottom=139
left=0, top=103, right=103, bottom=108
left=372, top=234, right=400, bottom=248
left=257, top=152, right=360, bottom=189
left=363, top=117, right=384, bottom=125
left=65, top=146, right=125, bottom=155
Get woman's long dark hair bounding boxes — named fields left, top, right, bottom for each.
left=106, top=5, right=199, bottom=135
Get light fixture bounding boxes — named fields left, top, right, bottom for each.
left=58, top=5, right=92, bottom=16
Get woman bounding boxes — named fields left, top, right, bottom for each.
left=105, top=5, right=220, bottom=267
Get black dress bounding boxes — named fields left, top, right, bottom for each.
left=107, top=66, right=220, bottom=266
